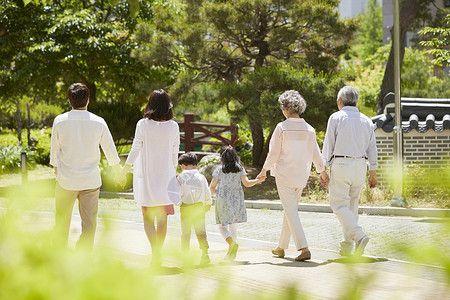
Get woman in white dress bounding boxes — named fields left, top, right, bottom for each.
left=117, top=89, right=180, bottom=266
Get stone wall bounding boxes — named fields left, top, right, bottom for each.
left=375, top=130, right=450, bottom=184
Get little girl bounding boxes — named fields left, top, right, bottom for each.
left=209, top=147, right=264, bottom=261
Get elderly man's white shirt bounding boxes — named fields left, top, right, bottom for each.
left=50, top=110, right=120, bottom=191
left=322, top=106, right=378, bottom=170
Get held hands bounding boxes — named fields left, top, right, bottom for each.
left=114, top=172, right=127, bottom=188
left=319, top=171, right=330, bottom=188
left=256, top=169, right=267, bottom=182
left=256, top=176, right=266, bottom=184
left=114, top=164, right=131, bottom=188
left=255, top=170, right=267, bottom=185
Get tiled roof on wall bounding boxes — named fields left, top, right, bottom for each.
left=371, top=94, right=450, bottom=133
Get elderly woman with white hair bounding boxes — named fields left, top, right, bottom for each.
left=257, top=90, right=329, bottom=261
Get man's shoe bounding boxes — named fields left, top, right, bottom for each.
left=272, top=247, right=285, bottom=258
left=200, top=253, right=211, bottom=265
left=226, top=242, right=239, bottom=261
left=294, top=250, right=311, bottom=262
left=339, top=248, right=353, bottom=257
left=339, top=241, right=353, bottom=257
left=354, top=236, right=369, bottom=257
left=150, top=255, right=162, bottom=268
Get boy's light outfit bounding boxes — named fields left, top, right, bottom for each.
left=50, top=110, right=120, bottom=249
left=177, top=169, right=212, bottom=252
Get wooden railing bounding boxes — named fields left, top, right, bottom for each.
left=178, top=113, right=238, bottom=153
left=115, top=113, right=238, bottom=156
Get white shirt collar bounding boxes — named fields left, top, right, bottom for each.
left=341, top=106, right=359, bottom=112
left=181, top=169, right=199, bottom=173
left=70, top=109, right=89, bottom=112
left=286, top=118, right=305, bottom=122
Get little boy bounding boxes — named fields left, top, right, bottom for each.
left=177, top=152, right=212, bottom=265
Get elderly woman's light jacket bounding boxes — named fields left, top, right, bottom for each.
left=263, top=118, right=325, bottom=188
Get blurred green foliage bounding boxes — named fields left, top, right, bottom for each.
left=0, top=203, right=314, bottom=300
left=402, top=163, right=450, bottom=208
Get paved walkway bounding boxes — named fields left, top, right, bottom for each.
left=18, top=208, right=450, bottom=299
left=95, top=204, right=449, bottom=265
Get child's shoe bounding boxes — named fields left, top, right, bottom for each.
left=226, top=242, right=239, bottom=261
left=200, top=253, right=211, bottom=265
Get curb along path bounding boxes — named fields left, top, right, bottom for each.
left=99, top=192, right=450, bottom=218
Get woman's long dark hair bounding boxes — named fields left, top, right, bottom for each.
left=221, top=147, right=242, bottom=173
left=143, top=89, right=174, bottom=121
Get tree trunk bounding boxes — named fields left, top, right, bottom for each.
left=27, top=103, right=31, bottom=146
left=16, top=101, right=22, bottom=146
left=249, top=117, right=265, bottom=166
left=257, top=128, right=274, bottom=167
left=376, top=0, right=421, bottom=115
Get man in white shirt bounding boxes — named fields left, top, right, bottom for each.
left=177, top=153, right=212, bottom=265
left=322, top=86, right=378, bottom=257
left=50, top=83, right=120, bottom=250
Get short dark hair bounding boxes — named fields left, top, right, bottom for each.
left=178, top=152, right=198, bottom=166
left=221, top=147, right=242, bottom=173
left=68, top=83, right=90, bottom=109
left=143, top=89, right=174, bottom=121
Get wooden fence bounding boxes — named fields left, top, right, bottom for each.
left=116, top=113, right=238, bottom=157
left=179, top=113, right=238, bottom=153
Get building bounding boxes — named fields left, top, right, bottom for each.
left=371, top=94, right=450, bottom=184
left=382, top=0, right=450, bottom=45
left=338, top=0, right=371, bottom=19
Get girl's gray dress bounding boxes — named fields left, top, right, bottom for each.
left=212, top=166, right=247, bottom=226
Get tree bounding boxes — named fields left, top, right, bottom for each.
left=419, top=13, right=450, bottom=67
left=376, top=0, right=444, bottom=114
left=352, top=0, right=383, bottom=62
left=133, top=0, right=357, bottom=165
left=0, top=0, right=165, bottom=105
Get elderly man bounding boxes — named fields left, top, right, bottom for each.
left=322, top=86, right=378, bottom=257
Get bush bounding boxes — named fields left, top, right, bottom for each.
left=89, top=101, right=143, bottom=142
left=0, top=145, right=36, bottom=174
left=0, top=98, right=63, bottom=130
left=402, top=164, right=450, bottom=207
left=0, top=128, right=52, bottom=166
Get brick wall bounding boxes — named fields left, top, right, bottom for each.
left=375, top=130, right=450, bottom=184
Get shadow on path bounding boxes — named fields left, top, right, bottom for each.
left=152, top=266, right=185, bottom=275
left=240, top=256, right=388, bottom=268
left=244, top=258, right=322, bottom=268
left=320, top=257, right=388, bottom=265
left=414, top=218, right=449, bottom=224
